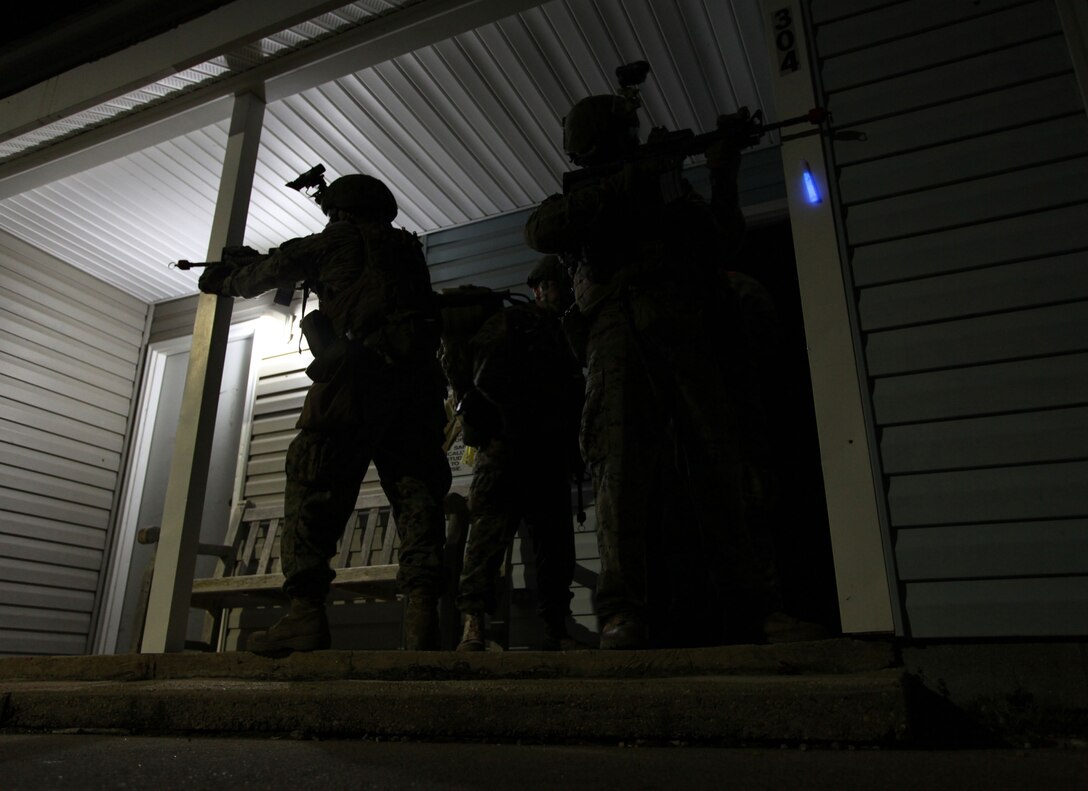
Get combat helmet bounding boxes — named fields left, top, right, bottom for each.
left=321, top=174, right=398, bottom=222
left=526, top=254, right=569, bottom=290
left=562, top=95, right=640, bottom=167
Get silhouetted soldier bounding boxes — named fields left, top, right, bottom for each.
left=444, top=256, right=586, bottom=651
left=199, top=174, right=451, bottom=653
left=525, top=89, right=821, bottom=649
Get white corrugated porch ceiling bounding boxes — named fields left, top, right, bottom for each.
left=0, top=0, right=777, bottom=303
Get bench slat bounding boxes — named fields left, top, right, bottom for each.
left=378, top=512, right=397, bottom=565
left=334, top=511, right=358, bottom=570
left=255, top=518, right=279, bottom=575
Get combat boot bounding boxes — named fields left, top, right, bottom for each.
left=404, top=589, right=440, bottom=650
left=246, top=597, right=330, bottom=656
left=456, top=612, right=486, bottom=652
left=599, top=613, right=649, bottom=650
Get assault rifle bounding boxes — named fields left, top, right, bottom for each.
left=172, top=249, right=294, bottom=307
left=170, top=163, right=333, bottom=305
left=562, top=106, right=829, bottom=193
left=562, top=60, right=860, bottom=193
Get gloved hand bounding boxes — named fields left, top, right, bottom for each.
left=706, top=110, right=757, bottom=173
left=198, top=263, right=235, bottom=295
left=221, top=245, right=260, bottom=264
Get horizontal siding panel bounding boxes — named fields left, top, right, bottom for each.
left=865, top=301, right=1088, bottom=377
left=0, top=401, right=123, bottom=455
left=0, top=418, right=121, bottom=472
left=0, top=533, right=103, bottom=570
left=430, top=250, right=537, bottom=290
left=0, top=291, right=141, bottom=366
left=252, top=413, right=303, bottom=436
left=873, top=352, right=1088, bottom=426
left=881, top=406, right=1088, bottom=474
left=3, top=354, right=132, bottom=419
left=826, top=35, right=1072, bottom=127
left=0, top=581, right=96, bottom=613
left=851, top=203, right=1088, bottom=287
left=858, top=252, right=1088, bottom=331
left=148, top=292, right=272, bottom=344
left=425, top=211, right=531, bottom=262
left=0, top=262, right=145, bottom=348
left=0, top=630, right=86, bottom=656
left=258, top=353, right=310, bottom=380
left=896, top=520, right=1088, bottom=581
left=0, top=488, right=109, bottom=530
left=845, top=157, right=1088, bottom=247
left=810, top=0, right=898, bottom=26
left=0, top=443, right=116, bottom=491
left=1, top=377, right=129, bottom=437
left=0, top=313, right=138, bottom=384
left=0, top=512, right=108, bottom=550
left=252, top=390, right=307, bottom=417
left=0, top=604, right=91, bottom=634
left=241, top=473, right=285, bottom=499
left=0, top=556, right=100, bottom=591
left=247, top=455, right=288, bottom=478
left=248, top=431, right=296, bottom=457
left=833, top=73, right=1084, bottom=167
left=839, top=115, right=1088, bottom=206
left=1, top=333, right=140, bottom=399
left=255, top=372, right=310, bottom=399
left=820, top=1, right=1059, bottom=91
left=812, top=0, right=1028, bottom=41
left=903, top=577, right=1088, bottom=637
left=0, top=465, right=113, bottom=512
left=887, top=461, right=1088, bottom=527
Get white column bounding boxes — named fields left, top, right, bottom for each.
left=758, top=0, right=896, bottom=634
left=140, top=92, right=265, bottom=652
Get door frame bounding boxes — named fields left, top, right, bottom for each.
left=92, top=319, right=262, bottom=654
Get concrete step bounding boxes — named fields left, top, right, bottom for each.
left=0, top=639, right=917, bottom=746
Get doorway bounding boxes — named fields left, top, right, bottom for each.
left=95, top=324, right=258, bottom=653
left=730, top=216, right=840, bottom=632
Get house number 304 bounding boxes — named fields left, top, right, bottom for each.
left=773, top=7, right=800, bottom=74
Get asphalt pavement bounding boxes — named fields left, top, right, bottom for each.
left=2, top=734, right=1087, bottom=790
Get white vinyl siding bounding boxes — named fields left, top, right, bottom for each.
left=809, top=0, right=1088, bottom=636
left=0, top=231, right=148, bottom=655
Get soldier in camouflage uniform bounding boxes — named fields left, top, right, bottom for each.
left=444, top=256, right=586, bottom=651
left=199, top=174, right=451, bottom=653
left=524, top=94, right=801, bottom=649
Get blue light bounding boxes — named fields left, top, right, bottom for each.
left=801, top=161, right=822, bottom=204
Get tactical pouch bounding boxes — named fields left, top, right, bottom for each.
left=300, top=309, right=336, bottom=358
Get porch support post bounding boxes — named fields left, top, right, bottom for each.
left=140, top=92, right=265, bottom=652
left=758, top=0, right=897, bottom=634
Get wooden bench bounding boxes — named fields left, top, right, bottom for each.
left=133, top=490, right=470, bottom=651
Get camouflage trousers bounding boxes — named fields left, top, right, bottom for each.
left=457, top=438, right=575, bottom=627
left=280, top=360, right=452, bottom=600
left=580, top=289, right=778, bottom=633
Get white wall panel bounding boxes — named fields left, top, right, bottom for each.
left=0, top=231, right=146, bottom=656
left=811, top=0, right=1088, bottom=637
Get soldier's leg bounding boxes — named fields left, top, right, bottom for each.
left=671, top=338, right=782, bottom=641
left=583, top=299, right=665, bottom=647
left=373, top=383, right=452, bottom=649
left=247, top=428, right=368, bottom=655
left=457, top=440, right=521, bottom=616
left=520, top=456, right=577, bottom=647
left=281, top=428, right=368, bottom=599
